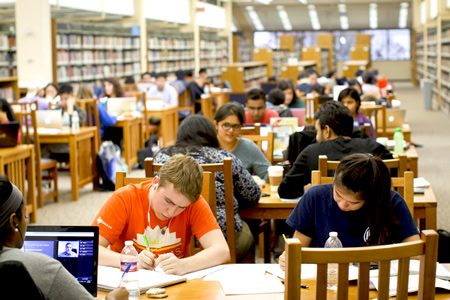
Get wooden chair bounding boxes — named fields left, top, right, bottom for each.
left=284, top=230, right=439, bottom=300
left=178, top=88, right=194, bottom=117
left=145, top=157, right=237, bottom=263
left=241, top=131, right=275, bottom=165
left=240, top=123, right=261, bottom=135
left=359, top=102, right=387, bottom=138
left=196, top=95, right=214, bottom=122
left=75, top=98, right=101, bottom=149
left=16, top=109, right=59, bottom=208
left=127, top=91, right=159, bottom=142
left=302, top=96, right=319, bottom=124
left=123, top=83, right=138, bottom=93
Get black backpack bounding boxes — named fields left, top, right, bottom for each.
left=438, top=229, right=450, bottom=263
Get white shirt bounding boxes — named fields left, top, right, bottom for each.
left=148, top=84, right=178, bottom=107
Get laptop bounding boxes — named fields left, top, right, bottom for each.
left=107, top=97, right=137, bottom=116
left=333, top=85, right=347, bottom=101
left=35, top=110, right=63, bottom=129
left=137, top=83, right=154, bottom=96
left=377, top=109, right=407, bottom=129
left=0, top=121, right=19, bottom=148
left=22, top=225, right=99, bottom=296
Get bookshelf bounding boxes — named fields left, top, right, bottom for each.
left=301, top=46, right=330, bottom=75
left=147, top=31, right=195, bottom=74
left=426, top=28, right=438, bottom=107
left=440, top=22, right=450, bottom=109
left=253, top=48, right=289, bottom=78
left=0, top=77, right=18, bottom=101
left=53, top=22, right=141, bottom=85
left=200, top=35, right=228, bottom=85
left=317, top=34, right=335, bottom=73
left=342, top=60, right=370, bottom=78
left=280, top=61, right=317, bottom=84
left=355, top=34, right=371, bottom=45
left=221, top=62, right=268, bottom=93
left=233, top=34, right=252, bottom=63
left=416, top=32, right=424, bottom=84
left=279, top=35, right=302, bottom=57
left=350, top=45, right=371, bottom=62
left=0, top=30, right=16, bottom=78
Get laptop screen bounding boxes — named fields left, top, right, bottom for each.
left=0, top=121, right=19, bottom=148
left=22, top=226, right=99, bottom=296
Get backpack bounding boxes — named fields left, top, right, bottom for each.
left=438, top=229, right=450, bottom=263
left=97, top=141, right=128, bottom=190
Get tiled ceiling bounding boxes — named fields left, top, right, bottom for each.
left=232, top=0, right=412, bottom=32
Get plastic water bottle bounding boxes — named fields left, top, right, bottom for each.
left=120, top=241, right=139, bottom=300
left=62, top=112, right=71, bottom=130
left=71, top=111, right=80, bottom=132
left=393, top=127, right=404, bottom=157
left=324, top=232, right=343, bottom=290
left=204, top=84, right=210, bottom=95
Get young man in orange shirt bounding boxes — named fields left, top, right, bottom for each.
left=93, top=154, right=230, bottom=275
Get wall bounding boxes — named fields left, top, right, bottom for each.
left=337, top=60, right=412, bottom=81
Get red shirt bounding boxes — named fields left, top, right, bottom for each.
left=245, top=109, right=279, bottom=125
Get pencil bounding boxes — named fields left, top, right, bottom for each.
left=282, top=234, right=287, bottom=241
left=143, top=235, right=151, bottom=252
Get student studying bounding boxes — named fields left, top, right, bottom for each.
left=245, top=88, right=279, bottom=125
left=279, top=153, right=420, bottom=271
left=93, top=154, right=230, bottom=275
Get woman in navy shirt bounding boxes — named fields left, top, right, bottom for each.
left=279, top=153, right=419, bottom=271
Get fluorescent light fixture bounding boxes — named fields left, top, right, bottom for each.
left=338, top=4, right=347, bottom=13
left=340, top=15, right=349, bottom=30
left=255, top=0, right=272, bottom=5
left=420, top=1, right=425, bottom=25
left=276, top=5, right=293, bottom=31
left=430, top=0, right=437, bottom=19
left=398, top=2, right=408, bottom=28
left=369, top=3, right=378, bottom=29
left=246, top=6, right=264, bottom=31
left=298, top=0, right=307, bottom=4
left=308, top=5, right=321, bottom=30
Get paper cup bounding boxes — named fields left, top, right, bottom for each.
left=268, top=166, right=284, bottom=192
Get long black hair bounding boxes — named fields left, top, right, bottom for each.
left=277, top=80, right=299, bottom=104
left=337, top=87, right=362, bottom=113
left=334, top=153, right=399, bottom=245
left=0, top=176, right=24, bottom=251
left=0, top=99, right=18, bottom=122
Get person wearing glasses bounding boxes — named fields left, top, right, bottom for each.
left=244, top=88, right=279, bottom=125
left=214, top=102, right=270, bottom=181
left=153, top=115, right=261, bottom=262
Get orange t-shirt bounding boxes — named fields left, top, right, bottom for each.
left=92, top=180, right=220, bottom=258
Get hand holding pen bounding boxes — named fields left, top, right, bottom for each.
left=138, top=235, right=156, bottom=270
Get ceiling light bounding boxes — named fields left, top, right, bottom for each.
left=369, top=3, right=378, bottom=29
left=246, top=6, right=264, bottom=31
left=298, top=0, right=307, bottom=4
left=340, top=15, right=349, bottom=30
left=277, top=5, right=293, bottom=31
left=338, top=4, right=347, bottom=13
left=398, top=2, right=408, bottom=28
left=307, top=5, right=321, bottom=30
left=255, top=0, right=272, bottom=5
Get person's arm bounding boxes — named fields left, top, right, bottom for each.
left=249, top=142, right=271, bottom=181
left=278, top=148, right=311, bottom=199
left=402, top=235, right=420, bottom=243
left=97, top=103, right=118, bottom=128
left=279, top=230, right=312, bottom=271
left=155, top=229, right=230, bottom=275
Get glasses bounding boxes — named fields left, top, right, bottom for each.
left=221, top=123, right=241, bottom=131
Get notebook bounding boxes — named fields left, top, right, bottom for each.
left=107, top=97, right=138, bottom=116
left=0, top=121, right=19, bottom=148
left=35, top=110, right=63, bottom=129
left=98, top=266, right=187, bottom=294
left=377, top=109, right=406, bottom=129
left=22, top=225, right=99, bottom=296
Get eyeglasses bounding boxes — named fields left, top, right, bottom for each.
left=220, top=123, right=241, bottom=131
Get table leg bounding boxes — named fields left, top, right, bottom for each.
left=27, top=148, right=37, bottom=223
left=409, top=158, right=418, bottom=178
left=69, top=135, right=79, bottom=200
left=122, top=123, right=131, bottom=173
left=425, top=207, right=437, bottom=231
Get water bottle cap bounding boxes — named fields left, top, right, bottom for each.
left=329, top=232, right=338, bottom=237
left=125, top=240, right=133, bottom=246
left=395, top=128, right=402, bottom=132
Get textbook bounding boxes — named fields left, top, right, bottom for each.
left=97, top=266, right=187, bottom=294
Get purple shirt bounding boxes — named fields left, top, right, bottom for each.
left=355, top=112, right=375, bottom=140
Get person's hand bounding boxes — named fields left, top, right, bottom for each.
left=156, top=253, right=186, bottom=275
left=105, top=286, right=129, bottom=300
left=138, top=250, right=156, bottom=270
left=279, top=251, right=286, bottom=271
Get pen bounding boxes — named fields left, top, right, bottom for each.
left=282, top=234, right=287, bottom=241
left=280, top=280, right=309, bottom=289
left=143, top=235, right=151, bottom=252
left=118, top=263, right=131, bottom=287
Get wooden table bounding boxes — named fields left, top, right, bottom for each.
left=380, top=123, right=411, bottom=143
left=144, top=104, right=178, bottom=147
left=96, top=276, right=450, bottom=300
left=404, top=144, right=419, bottom=177
left=0, top=145, right=36, bottom=222
left=111, top=117, right=144, bottom=172
left=39, top=127, right=98, bottom=201
left=211, top=90, right=230, bottom=108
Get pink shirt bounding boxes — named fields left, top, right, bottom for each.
left=245, top=109, right=279, bottom=125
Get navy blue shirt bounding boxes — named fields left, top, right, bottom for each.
left=286, top=184, right=419, bottom=247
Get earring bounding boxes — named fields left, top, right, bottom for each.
left=14, top=228, right=19, bottom=232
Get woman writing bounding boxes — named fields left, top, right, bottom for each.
left=279, top=153, right=419, bottom=270
left=214, top=102, right=271, bottom=181
left=0, top=177, right=128, bottom=299
left=154, top=115, right=261, bottom=262
left=338, top=87, right=375, bottom=140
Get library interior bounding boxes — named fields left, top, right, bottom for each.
left=1, top=0, right=450, bottom=299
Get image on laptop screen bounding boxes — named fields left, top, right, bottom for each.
left=22, top=226, right=99, bottom=296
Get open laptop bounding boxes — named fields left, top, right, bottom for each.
left=107, top=97, right=137, bottom=116
left=0, top=121, right=19, bottom=148
left=35, top=110, right=63, bottom=129
left=22, top=225, right=99, bottom=296
left=137, top=83, right=154, bottom=96
left=377, top=109, right=407, bottom=129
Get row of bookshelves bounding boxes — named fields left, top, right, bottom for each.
left=148, top=50, right=194, bottom=62
left=0, top=34, right=15, bottom=51
left=233, top=35, right=252, bottom=63
left=221, top=62, right=268, bottom=92
left=57, top=34, right=140, bottom=50
left=56, top=50, right=139, bottom=66
left=0, top=52, right=15, bottom=67
left=148, top=36, right=194, bottom=50
left=0, top=86, right=14, bottom=102
left=57, top=63, right=140, bottom=83
left=200, top=38, right=228, bottom=84
left=148, top=61, right=195, bottom=74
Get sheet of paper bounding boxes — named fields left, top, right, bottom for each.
left=219, top=273, right=284, bottom=295
left=265, top=263, right=317, bottom=280
left=184, top=265, right=225, bottom=280
left=203, top=264, right=268, bottom=281
left=371, top=275, right=450, bottom=297
left=389, top=260, right=450, bottom=280
left=413, top=177, right=431, bottom=188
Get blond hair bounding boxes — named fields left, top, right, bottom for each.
left=76, top=84, right=94, bottom=100
left=158, top=154, right=203, bottom=203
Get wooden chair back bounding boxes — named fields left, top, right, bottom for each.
left=145, top=157, right=236, bottom=263
left=302, top=96, right=319, bottom=124
left=197, top=95, right=214, bottom=122
left=178, top=88, right=194, bottom=116
left=284, top=230, right=439, bottom=300
left=359, top=102, right=387, bottom=138
left=75, top=98, right=101, bottom=149
left=123, top=83, right=138, bottom=93
left=241, top=131, right=275, bottom=165
left=127, top=91, right=158, bottom=141
left=240, top=123, right=261, bottom=135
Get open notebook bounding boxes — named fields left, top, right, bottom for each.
left=97, top=266, right=187, bottom=294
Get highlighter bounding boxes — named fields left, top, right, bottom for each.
left=143, top=235, right=151, bottom=252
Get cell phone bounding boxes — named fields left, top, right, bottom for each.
left=414, top=188, right=425, bottom=194
left=261, top=193, right=270, bottom=197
